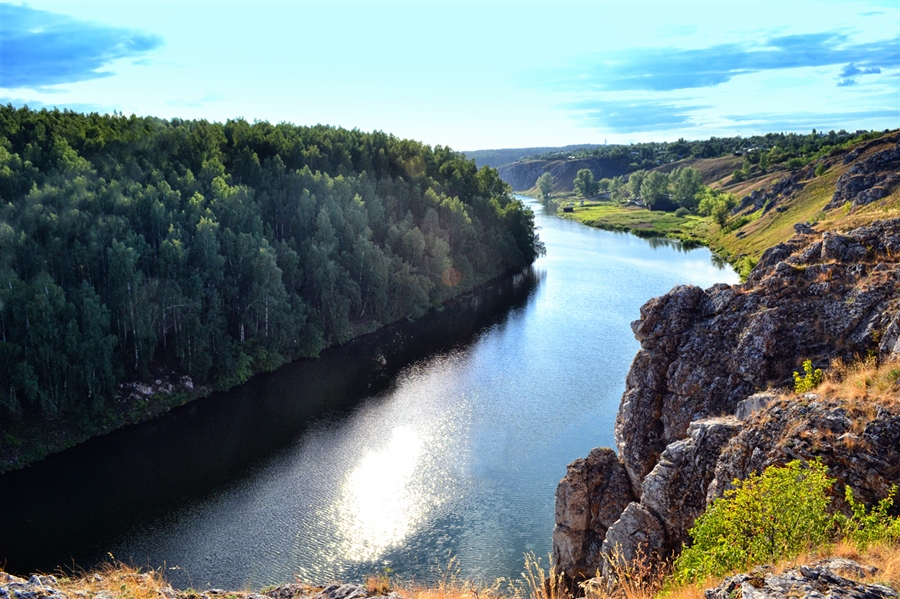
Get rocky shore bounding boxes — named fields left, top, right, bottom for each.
left=553, top=218, right=900, bottom=584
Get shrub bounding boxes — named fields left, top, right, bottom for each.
left=673, top=460, right=833, bottom=583
left=815, top=163, right=827, bottom=177
left=794, top=359, right=824, bottom=393
left=836, top=485, right=900, bottom=549
left=674, top=207, right=689, bottom=218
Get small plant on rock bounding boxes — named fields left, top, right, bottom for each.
left=794, top=359, right=824, bottom=394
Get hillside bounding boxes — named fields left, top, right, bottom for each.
left=0, top=106, right=543, bottom=472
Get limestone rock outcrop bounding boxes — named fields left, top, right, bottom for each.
left=553, top=217, right=900, bottom=587
left=552, top=448, right=635, bottom=580
left=704, top=559, right=896, bottom=599
left=827, top=133, right=900, bottom=210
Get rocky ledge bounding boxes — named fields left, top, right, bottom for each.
left=553, top=218, right=900, bottom=583
left=705, top=559, right=897, bottom=599
left=0, top=572, right=399, bottom=599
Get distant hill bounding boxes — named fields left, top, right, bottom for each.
left=463, top=144, right=603, bottom=169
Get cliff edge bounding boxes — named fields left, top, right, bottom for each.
left=553, top=216, right=900, bottom=582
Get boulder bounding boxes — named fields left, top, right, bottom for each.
left=552, top=448, right=635, bottom=581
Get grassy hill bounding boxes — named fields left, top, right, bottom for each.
left=540, top=131, right=900, bottom=278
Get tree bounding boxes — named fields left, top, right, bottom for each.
left=626, top=169, right=647, bottom=201
left=698, top=188, right=738, bottom=226
left=670, top=166, right=703, bottom=209
left=640, top=170, right=669, bottom=209
left=537, top=172, right=554, bottom=199
left=573, top=168, right=598, bottom=198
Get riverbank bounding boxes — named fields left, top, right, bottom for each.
left=0, top=267, right=533, bottom=475
left=519, top=130, right=900, bottom=280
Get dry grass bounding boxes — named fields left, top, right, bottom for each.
left=3, top=543, right=896, bottom=599
left=655, top=542, right=900, bottom=599
left=53, top=560, right=172, bottom=599
left=817, top=356, right=900, bottom=409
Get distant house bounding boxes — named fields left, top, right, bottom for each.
left=562, top=206, right=574, bottom=213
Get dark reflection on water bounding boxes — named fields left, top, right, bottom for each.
left=0, top=270, right=541, bottom=579
left=0, top=197, right=738, bottom=589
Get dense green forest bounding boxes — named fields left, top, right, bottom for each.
left=0, top=106, right=543, bottom=423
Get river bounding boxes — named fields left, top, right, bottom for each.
left=0, top=197, right=738, bottom=589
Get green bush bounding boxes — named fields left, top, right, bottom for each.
left=814, top=163, right=827, bottom=177
left=836, top=485, right=900, bottom=549
left=673, top=460, right=833, bottom=583
left=793, top=359, right=824, bottom=393
left=674, top=207, right=690, bottom=218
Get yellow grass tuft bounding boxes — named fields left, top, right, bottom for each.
left=817, top=356, right=900, bottom=409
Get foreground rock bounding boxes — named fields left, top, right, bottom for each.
left=704, top=559, right=896, bottom=599
left=0, top=572, right=399, bottom=599
left=553, top=218, right=900, bottom=584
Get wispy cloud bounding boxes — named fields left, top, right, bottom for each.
left=539, top=32, right=900, bottom=93
left=0, top=4, right=162, bottom=89
left=724, top=108, right=900, bottom=131
left=569, top=99, right=707, bottom=133
left=837, top=62, right=884, bottom=86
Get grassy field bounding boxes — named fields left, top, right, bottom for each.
left=554, top=200, right=711, bottom=246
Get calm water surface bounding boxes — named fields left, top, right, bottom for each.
left=0, top=197, right=737, bottom=588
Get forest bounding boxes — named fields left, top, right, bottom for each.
left=0, top=106, right=543, bottom=425
left=529, top=129, right=884, bottom=172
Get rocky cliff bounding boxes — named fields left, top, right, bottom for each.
left=553, top=217, right=900, bottom=583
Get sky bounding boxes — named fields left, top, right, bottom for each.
left=0, top=1, right=898, bottom=151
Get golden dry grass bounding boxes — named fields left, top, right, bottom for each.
left=2, top=543, right=897, bottom=599
left=817, top=356, right=900, bottom=409
left=53, top=560, right=172, bottom=599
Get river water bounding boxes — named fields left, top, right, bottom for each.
left=0, top=197, right=737, bottom=589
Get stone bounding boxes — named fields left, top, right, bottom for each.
left=599, top=503, right=665, bottom=580
left=639, top=417, right=742, bottom=553
left=704, top=559, right=897, bottom=599
left=552, top=447, right=635, bottom=581
left=735, top=392, right=776, bottom=421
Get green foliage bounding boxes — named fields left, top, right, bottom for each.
left=537, top=172, right=554, bottom=199
left=674, top=207, right=689, bottom=218
left=525, top=130, right=882, bottom=172
left=697, top=188, right=738, bottom=227
left=793, top=359, right=824, bottom=393
left=786, top=157, right=806, bottom=170
left=626, top=169, right=647, bottom=201
left=573, top=168, right=598, bottom=198
left=640, top=170, right=670, bottom=209
left=731, top=169, right=746, bottom=183
left=836, top=485, right=900, bottom=549
left=670, top=166, right=703, bottom=209
left=814, top=163, right=827, bottom=177
left=673, top=460, right=834, bottom=584
left=0, top=105, right=542, bottom=424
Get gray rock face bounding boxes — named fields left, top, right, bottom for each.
left=704, top=560, right=896, bottom=599
left=639, top=417, right=742, bottom=553
left=497, top=157, right=628, bottom=192
left=827, top=136, right=900, bottom=210
left=599, top=502, right=665, bottom=579
left=707, top=398, right=900, bottom=508
left=553, top=216, right=900, bottom=587
left=552, top=447, right=635, bottom=580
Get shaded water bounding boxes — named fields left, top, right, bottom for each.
left=0, top=197, right=738, bottom=589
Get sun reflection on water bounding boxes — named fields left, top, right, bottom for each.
left=330, top=425, right=442, bottom=562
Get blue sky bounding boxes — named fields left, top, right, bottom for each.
left=1, top=1, right=898, bottom=151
